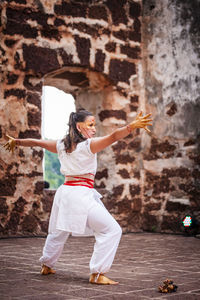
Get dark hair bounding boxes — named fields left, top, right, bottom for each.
left=62, top=109, right=92, bottom=152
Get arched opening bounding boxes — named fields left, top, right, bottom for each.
left=42, top=85, right=75, bottom=189
left=43, top=67, right=116, bottom=192
left=42, top=67, right=126, bottom=210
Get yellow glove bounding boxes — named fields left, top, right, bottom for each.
left=128, top=111, right=152, bottom=133
left=3, top=134, right=17, bottom=153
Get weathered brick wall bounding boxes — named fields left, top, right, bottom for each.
left=0, top=0, right=199, bottom=236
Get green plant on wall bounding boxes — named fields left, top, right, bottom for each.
left=44, top=150, right=64, bottom=189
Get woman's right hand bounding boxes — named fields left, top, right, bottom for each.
left=3, top=134, right=17, bottom=153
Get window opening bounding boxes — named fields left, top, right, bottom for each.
left=42, top=86, right=75, bottom=189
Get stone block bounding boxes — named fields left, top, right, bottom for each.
left=0, top=197, right=8, bottom=215
left=13, top=196, right=27, bottom=213
left=129, top=29, right=141, bottom=42
left=21, top=214, right=38, bottom=232
left=4, top=89, right=26, bottom=99
left=55, top=2, right=87, bottom=18
left=117, top=198, right=132, bottom=214
left=121, top=45, right=141, bottom=59
left=95, top=50, right=105, bottom=72
left=161, top=215, right=182, bottom=232
left=129, top=1, right=141, bottom=18
left=4, top=39, right=17, bottom=48
left=113, top=30, right=128, bottom=41
left=128, top=138, right=141, bottom=151
left=27, top=110, right=41, bottom=127
left=144, top=202, right=161, bottom=211
left=75, top=36, right=91, bottom=66
left=162, top=167, right=191, bottom=179
left=95, top=168, right=108, bottom=180
left=24, top=75, right=42, bottom=92
left=0, top=176, right=17, bottom=197
left=117, top=168, right=130, bottom=179
left=6, top=73, right=19, bottom=85
left=132, top=197, right=142, bottom=212
left=4, top=20, right=38, bottom=38
left=26, top=92, right=41, bottom=109
left=6, top=211, right=20, bottom=233
left=130, top=95, right=139, bottom=103
left=112, top=141, right=127, bottom=154
left=34, top=181, right=45, bottom=195
left=129, top=184, right=141, bottom=197
left=73, top=23, right=101, bottom=37
left=99, top=109, right=126, bottom=121
left=41, top=26, right=60, bottom=40
left=116, top=153, right=135, bottom=164
left=134, top=18, right=141, bottom=32
left=23, top=44, right=60, bottom=75
left=58, top=49, right=73, bottom=66
left=19, top=130, right=41, bottom=139
left=106, top=0, right=127, bottom=25
left=129, top=104, right=138, bottom=112
left=105, top=42, right=116, bottom=52
left=54, top=70, right=89, bottom=88
left=112, top=184, right=124, bottom=198
left=42, top=190, right=55, bottom=213
left=142, top=212, right=158, bottom=231
left=144, top=139, right=176, bottom=160
left=88, top=5, right=108, bottom=21
left=109, top=59, right=136, bottom=83
left=54, top=18, right=65, bottom=26
left=166, top=200, right=189, bottom=212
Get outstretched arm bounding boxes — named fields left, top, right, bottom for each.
left=3, top=135, right=57, bottom=153
left=90, top=112, right=152, bottom=154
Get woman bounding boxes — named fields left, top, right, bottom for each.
left=4, top=109, right=152, bottom=284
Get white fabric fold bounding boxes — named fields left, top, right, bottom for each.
left=48, top=185, right=104, bottom=235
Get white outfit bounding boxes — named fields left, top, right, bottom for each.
left=40, top=139, right=122, bottom=274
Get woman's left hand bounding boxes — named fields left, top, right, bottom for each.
left=129, top=111, right=153, bottom=133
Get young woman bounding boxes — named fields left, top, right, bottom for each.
left=4, top=109, right=152, bottom=285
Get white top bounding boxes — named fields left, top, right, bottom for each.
left=48, top=138, right=104, bottom=235
left=56, top=139, right=97, bottom=176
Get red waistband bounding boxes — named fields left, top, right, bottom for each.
left=63, top=176, right=94, bottom=189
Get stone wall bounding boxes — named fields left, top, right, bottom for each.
left=0, top=0, right=199, bottom=236
left=142, top=0, right=200, bottom=233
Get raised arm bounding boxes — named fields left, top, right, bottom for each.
left=90, top=112, right=152, bottom=154
left=3, top=135, right=57, bottom=153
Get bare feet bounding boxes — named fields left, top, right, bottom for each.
left=40, top=265, right=56, bottom=275
left=89, top=273, right=119, bottom=285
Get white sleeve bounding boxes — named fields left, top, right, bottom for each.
left=85, top=138, right=93, bottom=155
left=56, top=139, right=64, bottom=154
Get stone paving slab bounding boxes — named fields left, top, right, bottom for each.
left=0, top=233, right=200, bottom=299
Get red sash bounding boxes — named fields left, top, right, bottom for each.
left=64, top=175, right=94, bottom=189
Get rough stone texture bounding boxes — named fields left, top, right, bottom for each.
left=142, top=0, right=200, bottom=234
left=0, top=0, right=199, bottom=237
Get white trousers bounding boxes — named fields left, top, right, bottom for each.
left=39, top=203, right=122, bottom=274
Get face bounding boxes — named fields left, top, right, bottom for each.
left=77, top=116, right=96, bottom=138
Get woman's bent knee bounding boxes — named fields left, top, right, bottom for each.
left=117, top=225, right=122, bottom=238
left=110, top=222, right=122, bottom=239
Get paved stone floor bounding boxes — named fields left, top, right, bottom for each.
left=0, top=233, right=200, bottom=300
